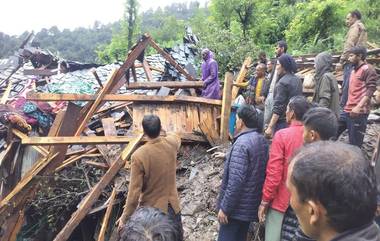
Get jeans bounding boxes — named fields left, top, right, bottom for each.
left=337, top=111, right=368, bottom=147
left=217, top=218, right=250, bottom=241
left=340, top=63, right=353, bottom=108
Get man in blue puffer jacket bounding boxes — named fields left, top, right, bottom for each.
left=216, top=104, right=269, bottom=241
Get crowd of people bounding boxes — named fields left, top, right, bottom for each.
left=115, top=9, right=379, bottom=241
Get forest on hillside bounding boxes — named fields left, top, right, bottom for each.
left=1, top=0, right=379, bottom=74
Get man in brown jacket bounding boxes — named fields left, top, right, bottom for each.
left=118, top=114, right=183, bottom=239
left=338, top=10, right=367, bottom=108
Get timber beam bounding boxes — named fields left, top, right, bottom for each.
left=127, top=81, right=204, bottom=89
left=26, top=92, right=222, bottom=106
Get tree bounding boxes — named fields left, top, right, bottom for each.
left=125, top=0, right=138, bottom=50
left=233, top=0, right=255, bottom=39
left=210, top=0, right=234, bottom=29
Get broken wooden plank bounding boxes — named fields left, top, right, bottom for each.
left=0, top=36, right=148, bottom=233
left=199, top=116, right=220, bottom=147
left=134, top=63, right=164, bottom=73
left=220, top=72, right=234, bottom=142
left=21, top=136, right=135, bottom=145
left=0, top=141, right=16, bottom=167
left=84, top=160, right=109, bottom=170
left=142, top=59, right=154, bottom=81
left=97, top=187, right=117, bottom=241
left=11, top=129, right=49, bottom=156
left=46, top=110, right=66, bottom=151
left=75, top=69, right=118, bottom=136
left=91, top=69, right=104, bottom=88
left=22, top=133, right=205, bottom=146
left=53, top=133, right=144, bottom=241
left=1, top=209, right=25, bottom=241
left=97, top=118, right=119, bottom=165
left=0, top=153, right=58, bottom=213
left=26, top=92, right=222, bottom=106
left=231, top=57, right=252, bottom=101
left=127, top=81, right=204, bottom=89
left=9, top=209, right=24, bottom=241
left=131, top=66, right=138, bottom=83
left=56, top=148, right=98, bottom=172
left=110, top=34, right=151, bottom=93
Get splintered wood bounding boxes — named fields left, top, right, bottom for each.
left=53, top=134, right=143, bottom=241
left=0, top=33, right=226, bottom=241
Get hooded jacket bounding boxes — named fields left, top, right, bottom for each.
left=201, top=49, right=220, bottom=99
left=313, top=52, right=340, bottom=117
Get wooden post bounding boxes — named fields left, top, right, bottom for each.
left=97, top=187, right=117, bottom=241
left=220, top=72, right=234, bottom=142
left=53, top=134, right=143, bottom=241
left=142, top=59, right=153, bottom=81
left=74, top=69, right=118, bottom=136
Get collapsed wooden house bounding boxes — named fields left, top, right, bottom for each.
left=0, top=33, right=255, bottom=241
left=0, top=31, right=379, bottom=241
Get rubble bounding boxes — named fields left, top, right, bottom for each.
left=0, top=30, right=378, bottom=241
left=177, top=145, right=222, bottom=241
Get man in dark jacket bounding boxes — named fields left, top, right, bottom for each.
left=265, top=54, right=302, bottom=138
left=216, top=104, right=269, bottom=241
left=287, top=141, right=380, bottom=241
left=313, top=52, right=340, bottom=117
left=263, top=41, right=287, bottom=128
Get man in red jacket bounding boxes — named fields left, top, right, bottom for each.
left=258, top=96, right=310, bottom=241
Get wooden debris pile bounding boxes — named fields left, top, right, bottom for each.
left=0, top=32, right=378, bottom=241
left=0, top=28, right=261, bottom=241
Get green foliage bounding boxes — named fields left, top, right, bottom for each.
left=0, top=23, right=117, bottom=63
left=195, top=21, right=258, bottom=73
left=96, top=0, right=138, bottom=63
left=2, top=0, right=379, bottom=76
left=285, top=0, right=342, bottom=54
left=344, top=0, right=380, bottom=42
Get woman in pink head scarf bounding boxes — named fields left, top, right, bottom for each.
left=201, top=49, right=220, bottom=99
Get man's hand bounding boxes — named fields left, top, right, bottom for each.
left=212, top=152, right=226, bottom=159
left=218, top=209, right=228, bottom=224
left=264, top=126, right=273, bottom=139
left=336, top=63, right=343, bottom=72
left=350, top=105, right=362, bottom=117
left=258, top=202, right=269, bottom=223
